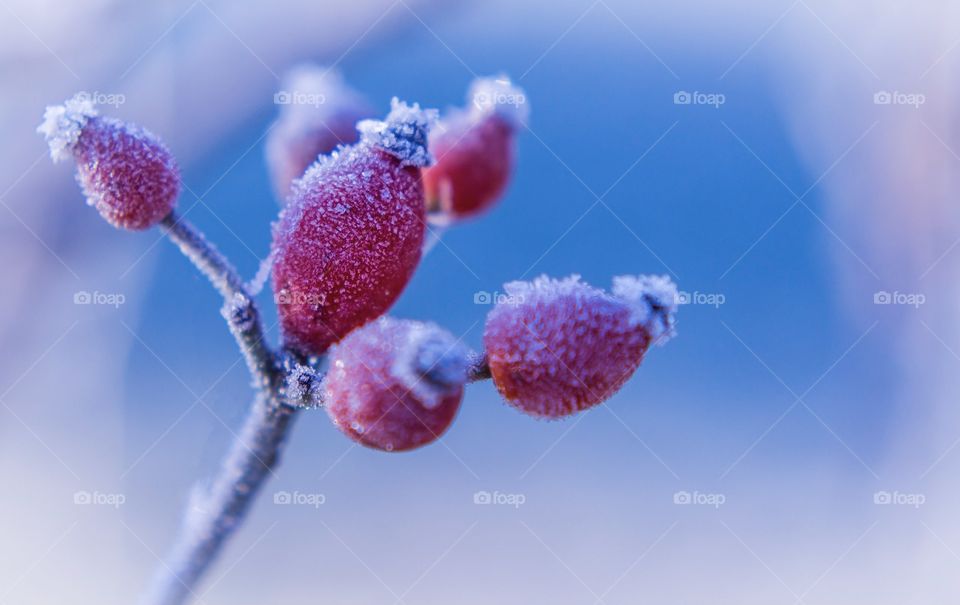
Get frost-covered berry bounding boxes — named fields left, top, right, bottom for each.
left=271, top=98, right=436, bottom=355
left=266, top=65, right=373, bottom=202
left=324, top=317, right=470, bottom=451
left=38, top=93, right=180, bottom=230
left=422, top=76, right=527, bottom=221
left=483, top=274, right=677, bottom=418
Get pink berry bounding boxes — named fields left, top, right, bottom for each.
left=271, top=98, right=436, bottom=355
left=324, top=317, right=470, bottom=452
left=265, top=65, right=373, bottom=202
left=38, top=93, right=180, bottom=230
left=482, top=274, right=677, bottom=418
left=423, top=76, right=527, bottom=221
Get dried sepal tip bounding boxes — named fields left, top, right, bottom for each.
left=38, top=93, right=98, bottom=162
left=611, top=274, right=678, bottom=344
left=357, top=98, right=437, bottom=167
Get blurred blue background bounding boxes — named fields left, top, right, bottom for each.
left=2, top=0, right=960, bottom=603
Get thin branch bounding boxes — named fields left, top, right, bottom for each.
left=145, top=211, right=298, bottom=605
left=467, top=353, right=491, bottom=382
left=142, top=394, right=300, bottom=605
left=159, top=211, right=277, bottom=388
left=159, top=211, right=247, bottom=300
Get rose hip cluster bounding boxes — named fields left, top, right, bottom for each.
left=40, top=70, right=678, bottom=454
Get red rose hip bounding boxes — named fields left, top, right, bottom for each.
left=324, top=317, right=470, bottom=451
left=266, top=65, right=373, bottom=203
left=423, top=76, right=527, bottom=221
left=271, top=98, right=436, bottom=355
left=483, top=274, right=677, bottom=418
left=38, top=93, right=180, bottom=230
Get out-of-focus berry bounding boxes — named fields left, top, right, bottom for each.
left=38, top=93, right=180, bottom=230
left=483, top=274, right=677, bottom=418
left=266, top=65, right=373, bottom=203
left=324, top=317, right=469, bottom=452
left=422, top=76, right=528, bottom=221
left=271, top=98, right=436, bottom=355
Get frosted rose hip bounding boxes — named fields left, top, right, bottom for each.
left=483, top=274, right=677, bottom=418
left=423, top=76, right=527, bottom=221
left=271, top=98, right=436, bottom=355
left=266, top=65, right=373, bottom=202
left=324, top=317, right=470, bottom=451
left=38, top=93, right=180, bottom=230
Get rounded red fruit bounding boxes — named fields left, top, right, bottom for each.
left=324, top=317, right=470, bottom=452
left=38, top=93, right=180, bottom=230
left=483, top=274, right=677, bottom=418
left=265, top=65, right=373, bottom=203
left=271, top=98, right=436, bottom=355
left=423, top=76, right=527, bottom=221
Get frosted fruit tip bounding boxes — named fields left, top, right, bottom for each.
left=611, top=274, right=678, bottom=344
left=357, top=98, right=437, bottom=167
left=37, top=93, right=98, bottom=162
left=392, top=321, right=470, bottom=409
